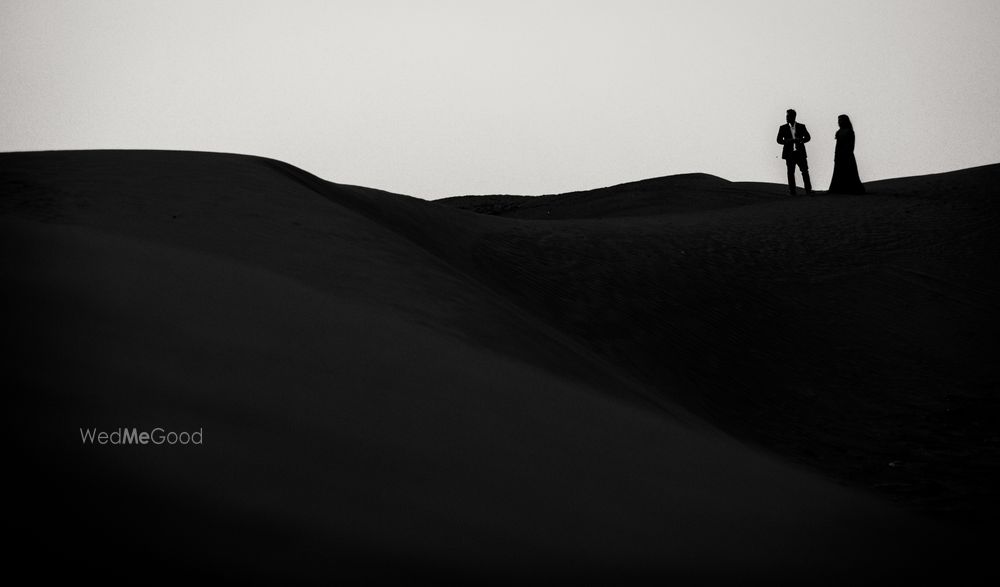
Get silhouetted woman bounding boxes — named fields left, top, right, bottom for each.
left=828, top=114, right=865, bottom=194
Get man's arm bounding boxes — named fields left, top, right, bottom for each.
left=776, top=127, right=787, bottom=145
left=799, top=125, right=811, bottom=144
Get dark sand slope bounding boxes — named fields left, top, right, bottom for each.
left=438, top=165, right=1000, bottom=517
left=1, top=151, right=993, bottom=583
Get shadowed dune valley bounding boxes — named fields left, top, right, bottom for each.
left=3, top=150, right=999, bottom=584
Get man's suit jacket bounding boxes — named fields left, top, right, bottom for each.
left=776, top=123, right=811, bottom=160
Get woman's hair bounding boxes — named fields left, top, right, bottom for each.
left=838, top=114, right=854, bottom=130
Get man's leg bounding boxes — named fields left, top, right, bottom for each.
left=786, top=160, right=797, bottom=195
left=799, top=159, right=813, bottom=194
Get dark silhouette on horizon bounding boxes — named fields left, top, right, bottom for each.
left=828, top=114, right=866, bottom=194
left=776, top=109, right=812, bottom=195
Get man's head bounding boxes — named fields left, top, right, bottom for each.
left=786, top=109, right=797, bottom=124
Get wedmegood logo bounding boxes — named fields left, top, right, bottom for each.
left=79, top=427, right=203, bottom=446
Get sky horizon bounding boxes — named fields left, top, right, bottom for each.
left=3, top=0, right=999, bottom=199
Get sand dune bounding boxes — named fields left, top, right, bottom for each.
left=3, top=150, right=997, bottom=583
left=438, top=173, right=786, bottom=218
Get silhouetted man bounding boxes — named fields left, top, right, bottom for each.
left=776, top=109, right=812, bottom=195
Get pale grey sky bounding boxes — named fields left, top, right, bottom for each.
left=2, top=0, right=999, bottom=198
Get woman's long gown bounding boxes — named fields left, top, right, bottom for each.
left=828, top=130, right=866, bottom=194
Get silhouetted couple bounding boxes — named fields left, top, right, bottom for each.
left=776, top=109, right=865, bottom=195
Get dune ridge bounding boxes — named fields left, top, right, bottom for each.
left=271, top=151, right=1000, bottom=517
